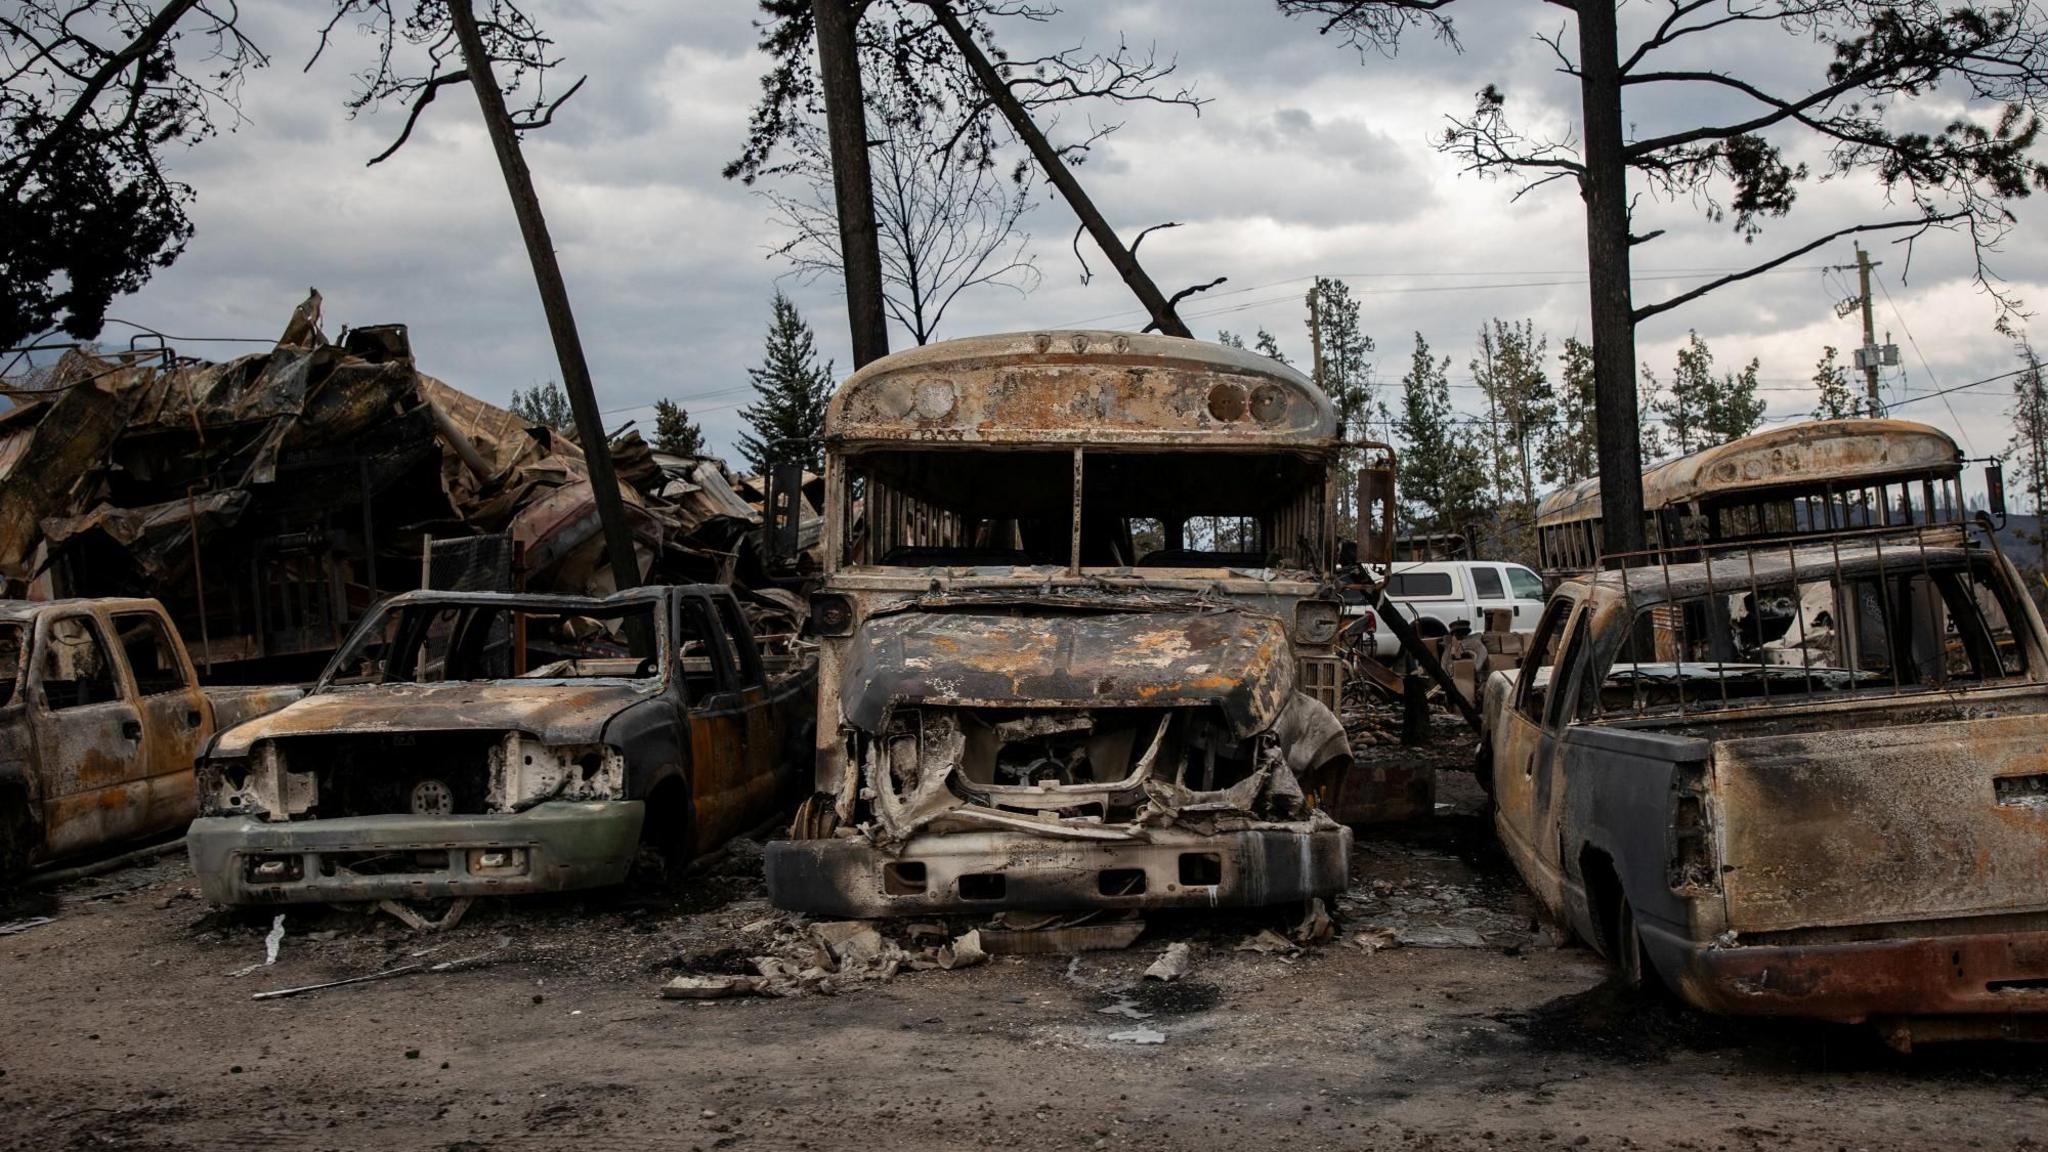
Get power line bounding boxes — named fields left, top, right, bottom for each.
left=1871, top=270, right=1972, bottom=453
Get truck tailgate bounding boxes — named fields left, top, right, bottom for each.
left=1714, top=709, right=2048, bottom=935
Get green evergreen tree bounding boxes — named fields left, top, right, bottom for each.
left=1472, top=318, right=1554, bottom=509
left=1810, top=346, right=1868, bottom=420
left=509, top=380, right=574, bottom=432
left=738, top=292, right=835, bottom=474
left=1220, top=328, right=1290, bottom=365
left=1649, top=331, right=1765, bottom=456
left=1393, top=333, right=1489, bottom=537
left=1544, top=336, right=1599, bottom=485
left=653, top=399, right=707, bottom=456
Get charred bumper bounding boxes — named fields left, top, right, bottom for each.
left=187, top=800, right=645, bottom=905
left=1664, top=925, right=2048, bottom=1026
left=764, top=824, right=1351, bottom=918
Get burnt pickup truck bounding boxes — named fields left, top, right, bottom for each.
left=1481, top=521, right=2048, bottom=1047
left=0, top=598, right=299, bottom=881
left=187, top=585, right=815, bottom=905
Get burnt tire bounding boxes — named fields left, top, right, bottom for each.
left=639, top=776, right=698, bottom=874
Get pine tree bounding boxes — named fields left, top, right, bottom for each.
left=1221, top=328, right=1290, bottom=365
left=2007, top=343, right=2048, bottom=593
left=1810, top=346, right=1866, bottom=420
left=1305, top=278, right=1375, bottom=532
left=653, top=399, right=707, bottom=456
left=1393, top=333, right=1489, bottom=537
left=1471, top=319, right=1554, bottom=509
left=738, top=292, right=836, bottom=475
left=1543, top=337, right=1599, bottom=485
left=509, top=380, right=574, bottom=432
left=1648, top=331, right=1764, bottom=456
left=2009, top=343, right=2048, bottom=516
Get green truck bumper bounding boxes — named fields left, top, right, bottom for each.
left=187, top=800, right=645, bottom=905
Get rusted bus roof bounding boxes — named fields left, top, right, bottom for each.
left=1565, top=526, right=1977, bottom=607
left=826, top=330, right=1339, bottom=447
left=1535, top=419, right=1964, bottom=528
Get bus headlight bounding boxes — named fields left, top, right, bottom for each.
left=1294, top=599, right=1341, bottom=646
left=811, top=592, right=855, bottom=637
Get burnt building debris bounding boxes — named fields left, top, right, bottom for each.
left=0, top=293, right=813, bottom=683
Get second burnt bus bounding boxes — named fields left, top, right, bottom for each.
left=764, top=331, right=1398, bottom=917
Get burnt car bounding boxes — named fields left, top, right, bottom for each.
left=0, top=598, right=298, bottom=882
left=1483, top=519, right=2048, bottom=1048
left=187, top=585, right=814, bottom=904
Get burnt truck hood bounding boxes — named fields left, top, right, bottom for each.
left=209, top=680, right=652, bottom=756
left=839, top=605, right=1295, bottom=738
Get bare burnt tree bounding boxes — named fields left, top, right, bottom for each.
left=1283, top=0, right=2048, bottom=556
left=729, top=1, right=1209, bottom=347
left=310, top=0, right=584, bottom=167
left=760, top=47, right=1038, bottom=345
left=1, top=1, right=266, bottom=345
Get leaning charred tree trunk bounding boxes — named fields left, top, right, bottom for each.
left=447, top=0, right=641, bottom=589
left=926, top=1, right=1191, bottom=338
left=1576, top=0, right=1645, bottom=560
left=813, top=0, right=891, bottom=369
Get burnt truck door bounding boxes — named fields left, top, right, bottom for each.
left=30, top=610, right=149, bottom=859
left=108, top=609, right=209, bottom=835
left=705, top=590, right=778, bottom=822
left=676, top=591, right=752, bottom=851
left=1493, top=594, right=1584, bottom=918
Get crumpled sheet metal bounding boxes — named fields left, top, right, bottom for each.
left=0, top=359, right=145, bottom=580
left=7, top=292, right=781, bottom=622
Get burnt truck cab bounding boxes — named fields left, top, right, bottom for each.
left=765, top=331, right=1396, bottom=918
left=0, top=598, right=298, bottom=881
left=1482, top=521, right=2048, bottom=1044
left=188, top=584, right=814, bottom=905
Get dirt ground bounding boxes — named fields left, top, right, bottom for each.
left=3, top=757, right=2045, bottom=1152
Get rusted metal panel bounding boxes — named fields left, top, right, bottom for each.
left=839, top=605, right=1293, bottom=739
left=1713, top=712, right=2048, bottom=934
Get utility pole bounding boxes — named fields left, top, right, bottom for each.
left=1830, top=243, right=1898, bottom=415
left=1855, top=243, right=1881, bottom=410
left=448, top=0, right=641, bottom=590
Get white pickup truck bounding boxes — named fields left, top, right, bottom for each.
left=1347, top=560, right=1546, bottom=658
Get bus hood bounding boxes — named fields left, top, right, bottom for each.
left=838, top=603, right=1296, bottom=738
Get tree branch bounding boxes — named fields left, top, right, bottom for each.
left=365, top=67, right=469, bottom=165
left=1631, top=212, right=1967, bottom=323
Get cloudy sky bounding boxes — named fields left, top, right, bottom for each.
left=106, top=1, right=2048, bottom=489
